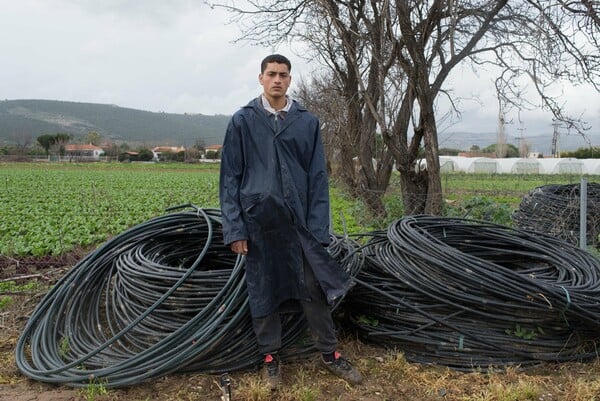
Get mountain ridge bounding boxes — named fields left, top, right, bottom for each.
left=1, top=99, right=598, bottom=155
left=0, top=99, right=229, bottom=146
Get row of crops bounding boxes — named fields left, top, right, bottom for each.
left=0, top=163, right=220, bottom=256
left=0, top=162, right=592, bottom=256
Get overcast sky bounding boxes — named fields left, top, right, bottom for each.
left=1, top=0, right=599, bottom=149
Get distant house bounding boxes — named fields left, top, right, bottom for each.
left=204, top=144, right=222, bottom=159
left=120, top=151, right=139, bottom=162
left=64, top=144, right=105, bottom=161
left=152, top=146, right=185, bottom=161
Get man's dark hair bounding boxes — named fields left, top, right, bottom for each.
left=261, top=54, right=291, bottom=73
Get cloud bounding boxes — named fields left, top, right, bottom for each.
left=2, top=1, right=287, bottom=114
left=0, top=0, right=597, bottom=139
left=65, top=0, right=197, bottom=26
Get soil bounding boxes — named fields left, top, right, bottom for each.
left=2, top=251, right=600, bottom=401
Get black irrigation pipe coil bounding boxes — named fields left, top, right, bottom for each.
left=342, top=215, right=600, bottom=371
left=17, top=205, right=600, bottom=385
left=15, top=205, right=359, bottom=388
left=512, top=182, right=600, bottom=247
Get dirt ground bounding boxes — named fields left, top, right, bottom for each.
left=3, top=252, right=600, bottom=401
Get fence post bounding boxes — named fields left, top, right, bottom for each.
left=580, top=177, right=588, bottom=250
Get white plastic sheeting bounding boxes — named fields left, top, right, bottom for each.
left=538, top=158, right=584, bottom=174
left=496, top=158, right=540, bottom=174
left=582, top=159, right=600, bottom=175
left=418, top=157, right=600, bottom=174
left=439, top=157, right=458, bottom=172
left=445, top=157, right=498, bottom=173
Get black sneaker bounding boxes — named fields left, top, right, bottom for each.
left=261, top=354, right=281, bottom=390
left=322, top=352, right=363, bottom=384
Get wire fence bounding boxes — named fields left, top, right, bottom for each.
left=338, top=174, right=600, bottom=249
left=512, top=181, right=600, bottom=248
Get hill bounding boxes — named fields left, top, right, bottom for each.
left=0, top=99, right=229, bottom=146
left=1, top=99, right=598, bottom=154
left=439, top=130, right=600, bottom=156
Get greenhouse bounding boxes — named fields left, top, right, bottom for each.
left=420, top=156, right=599, bottom=175
left=496, top=158, right=540, bottom=174
left=439, top=156, right=498, bottom=173
left=582, top=159, right=600, bottom=175
left=538, top=158, right=584, bottom=174
left=439, top=157, right=458, bottom=173
left=452, top=157, right=498, bottom=173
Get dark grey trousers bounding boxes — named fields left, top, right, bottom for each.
left=251, top=260, right=338, bottom=355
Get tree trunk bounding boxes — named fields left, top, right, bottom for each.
left=421, top=105, right=443, bottom=215
left=399, top=169, right=428, bottom=215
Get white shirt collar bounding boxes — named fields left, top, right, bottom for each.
left=261, top=94, right=292, bottom=115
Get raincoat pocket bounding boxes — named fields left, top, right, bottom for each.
left=242, top=192, right=293, bottom=231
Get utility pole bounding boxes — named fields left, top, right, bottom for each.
left=518, top=125, right=527, bottom=158
left=496, top=101, right=507, bottom=158
left=551, top=121, right=562, bottom=158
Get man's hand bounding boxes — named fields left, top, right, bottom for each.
left=230, top=240, right=248, bottom=255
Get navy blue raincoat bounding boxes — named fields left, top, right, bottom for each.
left=219, top=97, right=352, bottom=318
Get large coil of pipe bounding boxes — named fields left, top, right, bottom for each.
left=16, top=205, right=357, bottom=388
left=343, top=215, right=600, bottom=371
left=512, top=182, right=600, bottom=247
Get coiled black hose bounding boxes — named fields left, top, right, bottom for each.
left=18, top=205, right=600, bottom=383
left=15, top=205, right=357, bottom=388
left=512, top=182, right=600, bottom=247
left=343, top=215, right=600, bottom=371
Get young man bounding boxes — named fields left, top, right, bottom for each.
left=219, top=54, right=362, bottom=389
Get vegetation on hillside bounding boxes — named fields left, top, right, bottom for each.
left=0, top=99, right=229, bottom=146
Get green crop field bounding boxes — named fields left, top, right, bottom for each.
left=0, top=162, right=221, bottom=256
left=0, top=162, right=593, bottom=256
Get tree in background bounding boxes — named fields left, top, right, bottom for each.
left=185, top=146, right=200, bottom=162
left=215, top=0, right=599, bottom=216
left=194, top=138, right=206, bottom=154
left=482, top=144, right=520, bottom=158
left=561, top=146, right=600, bottom=158
left=53, top=133, right=72, bottom=158
left=37, top=134, right=55, bottom=156
left=85, top=131, right=102, bottom=146
left=102, top=142, right=120, bottom=161
left=137, top=148, right=154, bottom=162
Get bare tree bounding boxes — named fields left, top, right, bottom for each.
left=294, top=76, right=350, bottom=180
left=11, top=132, right=32, bottom=156
left=213, top=0, right=599, bottom=216
left=293, top=1, right=398, bottom=217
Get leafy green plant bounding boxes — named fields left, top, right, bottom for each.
left=0, top=296, right=13, bottom=311
left=330, top=186, right=370, bottom=234
left=59, top=336, right=70, bottom=359
left=0, top=163, right=220, bottom=256
left=0, top=280, right=41, bottom=293
left=505, top=324, right=542, bottom=340
left=357, top=315, right=379, bottom=327
left=0, top=281, right=16, bottom=292
left=81, top=377, right=108, bottom=401
left=444, top=196, right=514, bottom=225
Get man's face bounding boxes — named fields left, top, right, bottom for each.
left=259, top=62, right=291, bottom=101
